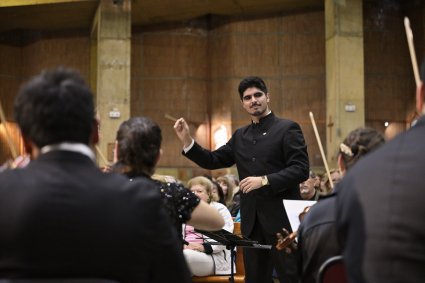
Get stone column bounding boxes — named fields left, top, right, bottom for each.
left=325, top=0, right=364, bottom=166
left=90, top=0, right=131, bottom=166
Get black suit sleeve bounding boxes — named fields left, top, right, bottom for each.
left=132, top=182, right=191, bottom=283
left=335, top=177, right=367, bottom=283
left=183, top=140, right=235, bottom=169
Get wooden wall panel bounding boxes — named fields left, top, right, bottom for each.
left=0, top=44, right=22, bottom=164
left=0, top=77, right=21, bottom=120
left=141, top=33, right=207, bottom=77
left=21, top=30, right=90, bottom=81
left=280, top=12, right=325, bottom=167
left=208, top=11, right=325, bottom=168
left=133, top=12, right=326, bottom=175
left=131, top=22, right=209, bottom=171
left=281, top=77, right=326, bottom=166
left=0, top=44, right=21, bottom=78
left=2, top=3, right=425, bottom=177
left=364, top=0, right=423, bottom=129
left=0, top=44, right=22, bottom=120
left=0, top=30, right=90, bottom=164
left=281, top=33, right=325, bottom=77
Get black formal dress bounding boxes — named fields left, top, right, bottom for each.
left=125, top=172, right=200, bottom=241
left=184, top=112, right=309, bottom=283
left=336, top=116, right=425, bottom=283
left=0, top=149, right=191, bottom=283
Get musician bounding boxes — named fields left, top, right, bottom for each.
left=297, top=128, right=385, bottom=283
left=112, top=116, right=225, bottom=241
left=335, top=62, right=425, bottom=283
left=174, top=76, right=309, bottom=283
left=0, top=67, right=191, bottom=283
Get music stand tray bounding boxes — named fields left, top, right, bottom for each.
left=194, top=228, right=271, bottom=283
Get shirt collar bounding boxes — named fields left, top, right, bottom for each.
left=251, top=111, right=274, bottom=127
left=40, top=142, right=96, bottom=162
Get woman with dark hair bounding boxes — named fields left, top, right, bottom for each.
left=216, top=175, right=240, bottom=217
left=338, top=127, right=386, bottom=172
left=211, top=180, right=226, bottom=205
left=112, top=117, right=224, bottom=239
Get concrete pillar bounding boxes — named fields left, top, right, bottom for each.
left=325, top=0, right=364, bottom=166
left=90, top=0, right=131, bottom=166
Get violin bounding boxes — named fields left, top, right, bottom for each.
left=275, top=205, right=312, bottom=253
left=276, top=228, right=297, bottom=253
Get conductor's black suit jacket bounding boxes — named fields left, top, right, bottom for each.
left=185, top=113, right=309, bottom=236
left=335, top=115, right=425, bottom=283
left=0, top=150, right=190, bottom=283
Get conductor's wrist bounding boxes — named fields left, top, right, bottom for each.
left=183, top=138, right=195, bottom=153
left=183, top=137, right=193, bottom=148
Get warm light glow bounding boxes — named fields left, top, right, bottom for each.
left=213, top=125, right=228, bottom=150
left=0, top=122, right=25, bottom=158
left=384, top=121, right=389, bottom=127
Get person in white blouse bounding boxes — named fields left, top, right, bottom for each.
left=183, top=176, right=234, bottom=276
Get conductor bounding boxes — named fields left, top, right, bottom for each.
left=174, top=76, right=309, bottom=283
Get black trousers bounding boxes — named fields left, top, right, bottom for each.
left=243, top=217, right=299, bottom=283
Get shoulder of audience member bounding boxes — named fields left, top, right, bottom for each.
left=210, top=200, right=227, bottom=209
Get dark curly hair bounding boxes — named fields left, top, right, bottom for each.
left=116, top=117, right=161, bottom=177
left=14, top=67, right=94, bottom=147
left=238, top=76, right=268, bottom=100
left=339, top=127, right=385, bottom=171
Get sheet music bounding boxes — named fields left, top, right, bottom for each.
left=283, top=199, right=317, bottom=232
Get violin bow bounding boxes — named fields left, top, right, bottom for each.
left=309, top=111, right=334, bottom=189
left=95, top=145, right=109, bottom=165
left=0, top=99, right=18, bottom=159
left=404, top=17, right=420, bottom=88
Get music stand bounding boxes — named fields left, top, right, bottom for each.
left=194, top=228, right=271, bottom=283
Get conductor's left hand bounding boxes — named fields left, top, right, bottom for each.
left=240, top=176, right=263, bottom=193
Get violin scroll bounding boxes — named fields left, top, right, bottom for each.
left=276, top=228, right=297, bottom=254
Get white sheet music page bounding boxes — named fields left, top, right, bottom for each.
left=283, top=199, right=317, bottom=232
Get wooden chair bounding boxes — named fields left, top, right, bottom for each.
left=317, top=255, right=348, bottom=283
left=192, top=222, right=245, bottom=283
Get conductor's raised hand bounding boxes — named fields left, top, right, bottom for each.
left=173, top=118, right=193, bottom=147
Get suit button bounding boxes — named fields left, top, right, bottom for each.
left=252, top=157, right=256, bottom=162
left=253, top=140, right=257, bottom=144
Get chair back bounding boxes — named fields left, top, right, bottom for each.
left=232, top=222, right=245, bottom=276
left=317, top=255, right=348, bottom=283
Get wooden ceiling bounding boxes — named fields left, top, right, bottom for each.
left=0, top=0, right=323, bottom=33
